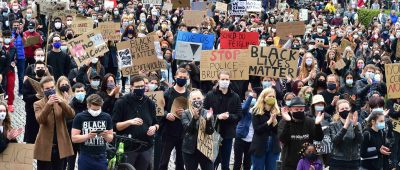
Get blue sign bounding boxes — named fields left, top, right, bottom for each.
left=176, top=31, right=215, bottom=50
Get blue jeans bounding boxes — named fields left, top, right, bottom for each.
left=251, top=138, right=279, bottom=170
left=78, top=152, right=107, bottom=170
left=16, top=59, right=24, bottom=94
left=214, top=138, right=233, bottom=170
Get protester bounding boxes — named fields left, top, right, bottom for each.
left=296, top=144, right=324, bottom=170
left=0, top=102, right=23, bottom=153
left=97, top=73, right=120, bottom=116
left=2, top=30, right=16, bottom=112
left=46, top=34, right=71, bottom=81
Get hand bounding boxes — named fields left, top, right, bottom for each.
left=268, top=113, right=277, bottom=125
left=108, top=88, right=115, bottom=96
left=147, top=126, right=156, bottom=136
left=281, top=107, right=291, bottom=121
left=315, top=112, right=324, bottom=125
left=6, top=128, right=23, bottom=140
left=380, top=146, right=391, bottom=155
left=286, top=75, right=292, bottom=82
left=175, top=108, right=184, bottom=116
left=344, top=113, right=352, bottom=129
left=331, top=96, right=339, bottom=106
left=192, top=108, right=199, bottom=119
left=0, top=74, right=3, bottom=83
left=85, top=59, right=91, bottom=66
left=310, top=165, right=315, bottom=170
left=63, top=92, right=69, bottom=100
left=114, top=86, right=121, bottom=94
left=11, top=62, right=15, bottom=67
left=353, top=111, right=358, bottom=125
left=367, top=78, right=373, bottom=84
left=86, top=131, right=97, bottom=139
left=130, top=118, right=143, bottom=126
left=100, top=130, right=112, bottom=138
left=217, top=112, right=229, bottom=120
left=47, top=95, right=58, bottom=105
left=166, top=113, right=176, bottom=121
left=383, top=109, right=390, bottom=116
left=206, top=108, right=213, bottom=120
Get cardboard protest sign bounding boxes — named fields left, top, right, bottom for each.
left=177, top=31, right=215, bottom=50
left=228, top=1, right=246, bottom=15
left=172, top=0, right=190, bottom=9
left=216, top=2, right=228, bottom=12
left=339, top=39, right=354, bottom=53
left=143, top=0, right=162, bottom=5
left=197, top=116, right=219, bottom=161
left=220, top=31, right=259, bottom=49
left=0, top=143, right=34, bottom=170
left=27, top=77, right=43, bottom=98
left=246, top=0, right=262, bottom=12
left=175, top=41, right=202, bottom=61
left=248, top=46, right=299, bottom=78
left=71, top=17, right=94, bottom=35
left=145, top=91, right=165, bottom=116
left=335, top=59, right=346, bottom=70
left=36, top=0, right=68, bottom=15
left=163, top=3, right=173, bottom=11
left=392, top=118, right=400, bottom=133
left=24, top=35, right=40, bottom=47
left=98, top=22, right=121, bottom=41
left=183, top=10, right=207, bottom=27
left=276, top=21, right=305, bottom=38
left=67, top=29, right=109, bottom=66
left=396, top=43, right=400, bottom=58
left=170, top=96, right=188, bottom=119
left=191, top=1, right=210, bottom=10
left=200, top=49, right=250, bottom=80
left=385, top=63, right=400, bottom=99
left=116, top=36, right=164, bottom=75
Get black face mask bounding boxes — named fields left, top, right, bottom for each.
left=60, top=85, right=70, bottom=93
left=292, top=111, right=305, bottom=120
left=305, top=153, right=318, bottom=161
left=316, top=80, right=326, bottom=87
left=339, top=110, right=349, bottom=119
left=66, top=34, right=73, bottom=39
left=36, top=69, right=45, bottom=77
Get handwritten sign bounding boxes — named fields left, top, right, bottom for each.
left=98, top=22, right=121, bottom=41
left=249, top=46, right=299, bottom=78
left=299, top=9, right=308, bottom=21
left=143, top=0, right=162, bottom=5
left=385, top=63, right=400, bottom=99
left=396, top=43, right=400, bottom=58
left=172, top=0, right=190, bottom=9
left=197, top=117, right=218, bottom=161
left=24, top=35, right=40, bottom=47
left=216, top=2, right=228, bottom=12
left=71, top=17, right=94, bottom=35
left=116, top=36, right=164, bottom=75
left=145, top=91, right=165, bottom=117
left=246, top=0, right=262, bottom=12
left=276, top=21, right=305, bottom=38
left=200, top=49, right=250, bottom=80
left=191, top=1, right=211, bottom=10
left=340, top=39, right=355, bottom=53
left=220, top=31, right=259, bottom=49
left=228, top=1, right=246, bottom=16
left=67, top=28, right=109, bottom=66
left=171, top=96, right=188, bottom=119
left=176, top=31, right=215, bottom=50
left=0, top=143, right=34, bottom=170
left=163, top=3, right=173, bottom=11
left=183, top=10, right=207, bottom=27
left=175, top=41, right=202, bottom=61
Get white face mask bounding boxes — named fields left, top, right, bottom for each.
left=219, top=80, right=230, bottom=89
left=91, top=57, right=98, bottom=64
left=88, top=109, right=101, bottom=117
left=35, top=57, right=45, bottom=62
left=66, top=21, right=72, bottom=25
left=55, top=22, right=62, bottom=29
left=0, top=112, right=5, bottom=120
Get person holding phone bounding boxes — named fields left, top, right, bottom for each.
left=71, top=94, right=113, bottom=170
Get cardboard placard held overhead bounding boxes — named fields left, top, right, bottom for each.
left=175, top=41, right=202, bottom=61
left=183, top=10, right=207, bottom=27
left=339, top=39, right=355, bottom=53
left=145, top=91, right=165, bottom=117
left=200, top=49, right=250, bottom=80
left=246, top=0, right=262, bottom=12
left=191, top=1, right=211, bottom=10
left=0, top=143, right=34, bottom=170
left=67, top=28, right=109, bottom=67
left=143, top=0, right=162, bottom=5
left=163, top=3, right=173, bottom=11
left=172, top=0, right=190, bottom=9
left=220, top=31, right=259, bottom=49
left=170, top=96, right=188, bottom=119
left=71, top=17, right=94, bottom=35
left=177, top=31, right=215, bottom=50
left=385, top=63, right=400, bottom=99
left=216, top=2, right=228, bottom=12
left=248, top=46, right=299, bottom=78
left=24, top=35, right=40, bottom=47
left=276, top=21, right=305, bottom=38
left=116, top=36, right=164, bottom=75
left=98, top=22, right=121, bottom=41
left=228, top=1, right=246, bottom=15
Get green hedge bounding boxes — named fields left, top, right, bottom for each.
left=358, top=9, right=381, bottom=26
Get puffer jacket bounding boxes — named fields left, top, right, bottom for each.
left=12, top=31, right=24, bottom=60
left=329, top=121, right=363, bottom=161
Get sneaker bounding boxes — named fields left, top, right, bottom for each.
left=8, top=105, right=13, bottom=112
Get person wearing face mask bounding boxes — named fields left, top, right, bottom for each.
left=278, top=97, right=324, bottom=170
left=339, top=72, right=357, bottom=98
left=97, top=73, right=120, bottom=117
left=112, top=75, right=159, bottom=170
left=319, top=74, right=341, bottom=116
left=351, top=58, right=365, bottom=82
left=1, top=31, right=17, bottom=112
left=46, top=35, right=71, bottom=81
left=85, top=73, right=101, bottom=97
left=0, top=102, right=23, bottom=153
left=204, top=70, right=242, bottom=170
left=159, top=68, right=190, bottom=170
left=298, top=53, right=318, bottom=84
left=34, top=76, right=75, bottom=169
left=156, top=20, right=174, bottom=44
left=23, top=22, right=43, bottom=67
left=296, top=144, right=324, bottom=170
left=71, top=94, right=113, bottom=170
left=24, top=48, right=54, bottom=80
left=55, top=76, right=73, bottom=103
left=361, top=111, right=391, bottom=170
left=355, top=64, right=387, bottom=109
left=76, top=57, right=105, bottom=88
left=328, top=99, right=362, bottom=170
left=10, top=2, right=22, bottom=19
left=169, top=14, right=180, bottom=34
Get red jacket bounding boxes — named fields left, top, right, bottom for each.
left=23, top=31, right=42, bottom=58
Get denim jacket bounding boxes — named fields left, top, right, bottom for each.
left=236, top=96, right=253, bottom=139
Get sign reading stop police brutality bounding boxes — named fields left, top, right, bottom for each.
left=249, top=46, right=299, bottom=78
left=220, top=31, right=259, bottom=49
left=200, top=49, right=250, bottom=80
left=177, top=31, right=215, bottom=50
left=385, top=63, right=400, bottom=99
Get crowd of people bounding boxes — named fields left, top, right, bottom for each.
left=0, top=0, right=399, bottom=170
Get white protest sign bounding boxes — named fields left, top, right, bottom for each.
left=246, top=0, right=262, bottom=12
left=229, top=1, right=247, bottom=15
left=299, top=9, right=308, bottom=21
left=143, top=0, right=162, bottom=5
left=117, top=49, right=132, bottom=69
left=175, top=41, right=202, bottom=61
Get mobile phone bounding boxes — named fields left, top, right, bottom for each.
left=93, top=130, right=105, bottom=134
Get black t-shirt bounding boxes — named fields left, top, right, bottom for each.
left=72, top=111, right=113, bottom=155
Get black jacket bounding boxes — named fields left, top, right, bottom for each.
left=22, top=77, right=40, bottom=143
left=329, top=121, right=363, bottom=161
left=181, top=109, right=214, bottom=154
left=97, top=91, right=119, bottom=117
left=46, top=50, right=71, bottom=81
left=361, top=128, right=387, bottom=170
left=0, top=46, right=15, bottom=74
left=249, top=110, right=278, bottom=156
left=204, top=86, right=242, bottom=139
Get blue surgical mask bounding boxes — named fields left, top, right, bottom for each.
left=315, top=105, right=324, bottom=112
left=346, top=79, right=353, bottom=86
left=376, top=122, right=385, bottom=130
left=91, top=80, right=100, bottom=87
left=372, top=107, right=384, bottom=113
left=75, top=92, right=86, bottom=102
left=250, top=98, right=256, bottom=106
left=285, top=100, right=291, bottom=106
left=365, top=72, right=375, bottom=79
left=262, top=81, right=272, bottom=89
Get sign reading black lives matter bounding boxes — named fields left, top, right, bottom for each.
left=144, top=91, right=165, bottom=116
left=248, top=46, right=299, bottom=78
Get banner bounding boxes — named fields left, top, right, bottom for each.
left=145, top=91, right=165, bottom=117
left=200, top=49, right=250, bottom=80
left=176, top=31, right=215, bottom=50
left=276, top=21, right=305, bottom=38
left=175, top=41, right=202, bottom=61
left=248, top=46, right=299, bottom=78
left=143, top=0, right=162, bottom=5
left=98, top=22, right=121, bottom=41
left=0, top=143, right=34, bottom=170
left=116, top=36, right=164, bottom=75
left=71, top=17, right=94, bottom=35
left=67, top=28, right=109, bottom=67
left=385, top=63, right=400, bottom=99
left=220, top=31, right=259, bottom=49
left=183, top=10, right=207, bottom=27
left=246, top=0, right=262, bottom=12
left=172, top=0, right=190, bottom=9
left=228, top=1, right=246, bottom=16
left=216, top=2, right=228, bottom=12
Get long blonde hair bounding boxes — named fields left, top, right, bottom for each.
left=252, top=88, right=280, bottom=115
left=298, top=53, right=316, bottom=80
left=188, top=90, right=204, bottom=118
left=55, top=76, right=73, bottom=100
